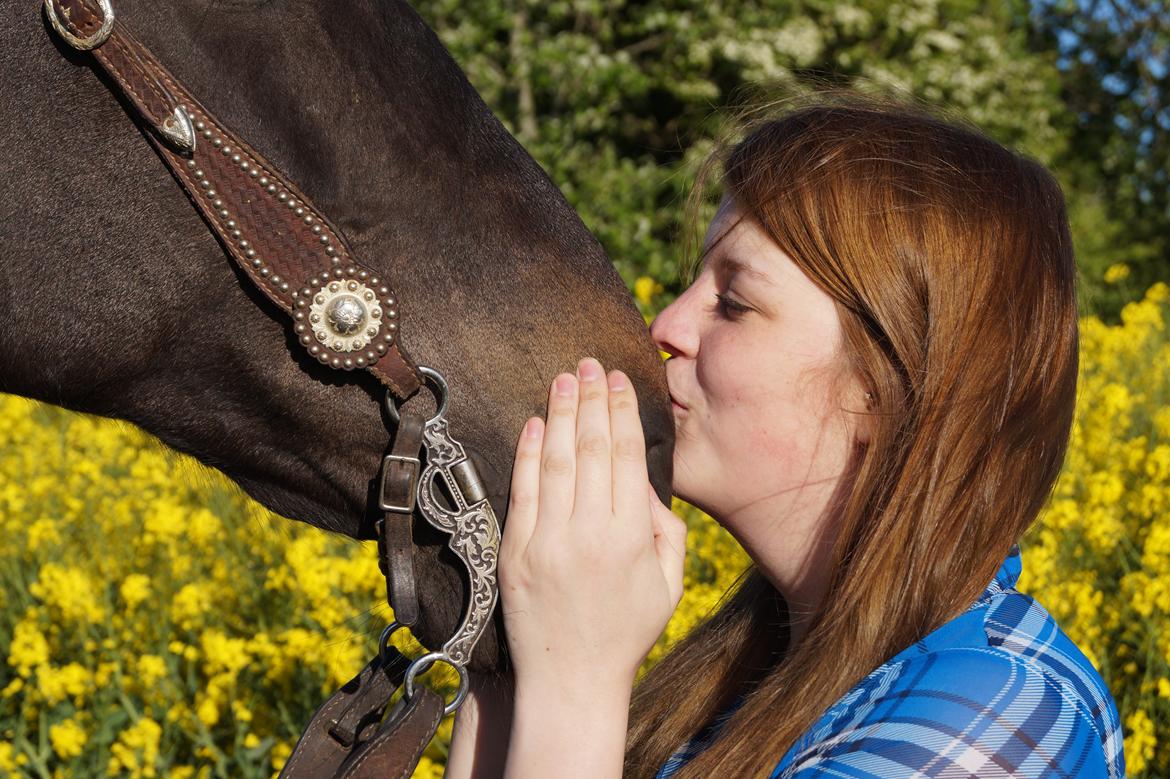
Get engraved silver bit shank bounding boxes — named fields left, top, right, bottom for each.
left=416, top=415, right=500, bottom=667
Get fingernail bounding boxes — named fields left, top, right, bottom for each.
left=555, top=374, right=575, bottom=396
left=577, top=358, right=601, bottom=382
left=607, top=371, right=627, bottom=391
left=524, top=418, right=541, bottom=439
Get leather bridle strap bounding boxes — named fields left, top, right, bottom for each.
left=43, top=0, right=423, bottom=399
left=42, top=4, right=503, bottom=776
left=280, top=643, right=443, bottom=779
left=376, top=407, right=425, bottom=627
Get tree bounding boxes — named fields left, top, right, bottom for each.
left=415, top=0, right=1158, bottom=317
left=1030, top=0, right=1168, bottom=318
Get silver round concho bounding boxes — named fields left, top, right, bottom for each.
left=308, top=279, right=383, bottom=353
left=293, top=270, right=398, bottom=370
left=327, top=295, right=366, bottom=335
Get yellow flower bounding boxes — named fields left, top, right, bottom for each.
left=196, top=694, right=220, bottom=727
left=49, top=717, right=88, bottom=760
left=7, top=616, right=50, bottom=676
left=27, top=516, right=61, bottom=552
left=1146, top=445, right=1170, bottom=482
left=171, top=582, right=213, bottom=632
left=187, top=508, right=223, bottom=548
left=120, top=574, right=153, bottom=609
left=108, top=718, right=162, bottom=778
left=1125, top=709, right=1156, bottom=775
left=270, top=741, right=293, bottom=772
left=137, top=654, right=168, bottom=688
left=1147, top=281, right=1170, bottom=303
left=232, top=700, right=254, bottom=724
left=200, top=629, right=252, bottom=677
left=28, top=563, right=106, bottom=624
left=94, top=660, right=118, bottom=687
left=0, top=742, right=17, bottom=773
left=38, top=661, right=91, bottom=705
left=412, top=756, right=445, bottom=779
left=633, top=275, right=663, bottom=306
left=1103, top=263, right=1130, bottom=284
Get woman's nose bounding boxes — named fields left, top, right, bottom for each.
left=650, top=286, right=700, bottom=359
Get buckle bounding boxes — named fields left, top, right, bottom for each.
left=44, top=0, right=115, bottom=50
left=378, top=454, right=420, bottom=514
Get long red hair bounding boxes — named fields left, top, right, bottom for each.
left=624, top=90, right=1080, bottom=776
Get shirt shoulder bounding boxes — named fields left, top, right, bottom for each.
left=773, top=589, right=1126, bottom=779
left=654, top=547, right=1126, bottom=779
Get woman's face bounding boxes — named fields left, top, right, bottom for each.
left=650, top=198, right=867, bottom=594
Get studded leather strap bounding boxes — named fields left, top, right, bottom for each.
left=44, top=0, right=423, bottom=398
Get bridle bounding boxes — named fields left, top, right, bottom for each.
left=42, top=1, right=501, bottom=775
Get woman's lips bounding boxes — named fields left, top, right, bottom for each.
left=670, top=393, right=687, bottom=411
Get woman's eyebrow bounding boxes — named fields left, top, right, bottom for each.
left=706, top=253, right=777, bottom=288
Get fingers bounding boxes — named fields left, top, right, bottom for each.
left=607, top=369, right=649, bottom=520
left=649, top=485, right=688, bottom=607
left=536, top=372, right=578, bottom=528
left=572, top=358, right=613, bottom=520
left=502, top=416, right=544, bottom=556
left=524, top=359, right=646, bottom=538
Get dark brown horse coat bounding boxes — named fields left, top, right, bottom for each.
left=0, top=0, right=674, bottom=670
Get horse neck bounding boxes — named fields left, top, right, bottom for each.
left=0, top=0, right=572, bottom=406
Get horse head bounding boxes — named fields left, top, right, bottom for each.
left=0, top=0, right=674, bottom=671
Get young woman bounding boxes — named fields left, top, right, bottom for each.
left=446, top=94, right=1126, bottom=778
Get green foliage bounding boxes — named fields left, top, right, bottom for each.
left=415, top=0, right=1166, bottom=317
left=1030, top=0, right=1169, bottom=320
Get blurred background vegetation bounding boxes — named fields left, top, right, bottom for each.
left=2, top=0, right=1167, bottom=776
left=417, top=0, right=1168, bottom=320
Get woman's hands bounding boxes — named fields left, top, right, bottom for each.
left=498, top=357, right=687, bottom=693
left=447, top=358, right=685, bottom=778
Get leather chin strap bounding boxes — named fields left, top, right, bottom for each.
left=42, top=1, right=454, bottom=774
left=279, top=643, right=444, bottom=779
left=377, top=406, right=425, bottom=627
left=274, top=401, right=434, bottom=779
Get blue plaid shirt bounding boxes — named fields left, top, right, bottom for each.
left=656, top=545, right=1125, bottom=778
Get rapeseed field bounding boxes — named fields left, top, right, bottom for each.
left=2, top=282, right=1167, bottom=777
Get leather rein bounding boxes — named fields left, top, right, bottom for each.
left=42, top=1, right=502, bottom=775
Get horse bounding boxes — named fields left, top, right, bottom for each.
left=0, top=0, right=675, bottom=675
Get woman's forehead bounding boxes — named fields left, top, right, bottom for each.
left=703, top=203, right=781, bottom=283
left=702, top=201, right=824, bottom=301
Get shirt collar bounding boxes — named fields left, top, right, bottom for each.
left=979, top=543, right=1022, bottom=601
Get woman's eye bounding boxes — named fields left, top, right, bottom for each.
left=713, top=292, right=750, bottom=319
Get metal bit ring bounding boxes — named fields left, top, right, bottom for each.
left=384, top=366, right=449, bottom=427
left=402, top=651, right=469, bottom=716
left=378, top=621, right=405, bottom=662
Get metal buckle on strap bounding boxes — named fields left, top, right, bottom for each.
left=44, top=0, right=115, bottom=50
left=378, top=454, right=420, bottom=514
